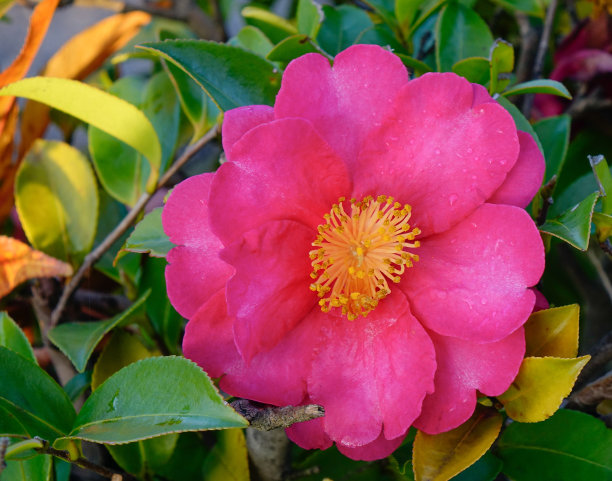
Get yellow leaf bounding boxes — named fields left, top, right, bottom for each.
left=498, top=356, right=590, bottom=422
left=202, top=429, right=249, bottom=481
left=0, top=236, right=72, bottom=298
left=413, top=405, right=503, bottom=481
left=524, top=304, right=579, bottom=357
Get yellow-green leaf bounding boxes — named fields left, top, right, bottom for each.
left=524, top=304, right=579, bottom=358
left=413, top=405, right=503, bottom=481
left=0, top=77, right=161, bottom=192
left=202, top=429, right=249, bottom=481
left=498, top=356, right=590, bottom=423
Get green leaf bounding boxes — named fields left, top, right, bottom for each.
left=395, top=0, right=426, bottom=35
left=297, top=0, right=325, bottom=39
left=229, top=26, right=275, bottom=58
left=593, top=212, right=612, bottom=243
left=362, top=0, right=398, bottom=29
left=202, top=429, right=249, bottom=481
left=356, top=24, right=404, bottom=52
left=452, top=56, right=490, bottom=84
left=153, top=433, right=209, bottom=480
left=0, top=454, right=52, bottom=481
left=241, top=6, right=297, bottom=43
left=267, top=34, right=325, bottom=63
left=451, top=451, right=502, bottom=481
left=0, top=312, right=35, bottom=363
left=64, top=372, right=92, bottom=402
left=435, top=3, right=493, bottom=72
left=490, top=0, right=545, bottom=17
left=139, top=40, right=281, bottom=112
left=123, top=208, right=174, bottom=258
left=0, top=346, right=76, bottom=441
left=396, top=53, right=434, bottom=76
left=317, top=5, right=373, bottom=56
left=47, top=292, right=149, bottom=372
left=590, top=155, right=612, bottom=215
left=489, top=39, right=513, bottom=94
left=0, top=77, right=161, bottom=192
left=62, top=356, right=247, bottom=445
left=106, top=434, right=179, bottom=477
left=497, top=409, right=612, bottom=481
left=539, top=191, right=599, bottom=250
left=534, top=115, right=571, bottom=184
left=15, top=140, right=98, bottom=265
left=496, top=96, right=544, bottom=155
left=502, top=79, right=572, bottom=99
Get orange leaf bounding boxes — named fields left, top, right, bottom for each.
left=0, top=101, right=19, bottom=221
left=0, top=235, right=73, bottom=298
left=19, top=11, right=151, bottom=158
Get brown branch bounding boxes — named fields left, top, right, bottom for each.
left=569, top=371, right=612, bottom=407
left=0, top=437, right=8, bottom=475
left=231, top=400, right=325, bottom=430
left=49, top=126, right=219, bottom=327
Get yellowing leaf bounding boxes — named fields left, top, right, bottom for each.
left=412, top=405, right=503, bottom=481
left=19, top=11, right=151, bottom=159
left=202, top=429, right=249, bottom=481
left=524, top=304, right=579, bottom=358
left=0, top=235, right=72, bottom=298
left=498, top=356, right=590, bottom=423
left=0, top=101, right=19, bottom=221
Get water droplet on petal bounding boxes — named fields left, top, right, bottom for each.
left=448, top=194, right=458, bottom=206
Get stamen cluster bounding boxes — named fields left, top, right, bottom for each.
left=309, top=195, right=421, bottom=320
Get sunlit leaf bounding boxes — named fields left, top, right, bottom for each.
left=539, top=191, right=599, bottom=250
left=0, top=77, right=161, bottom=192
left=413, top=405, right=502, bottom=481
left=48, top=292, right=149, bottom=372
left=229, top=26, right=275, bottom=58
left=0, top=236, right=73, bottom=299
left=452, top=56, right=490, bottom=84
left=0, top=312, right=35, bottom=363
left=122, top=208, right=174, bottom=258
left=202, top=429, right=249, bottom=481
left=502, top=79, right=572, bottom=99
left=61, top=356, right=247, bottom=445
left=267, top=35, right=324, bottom=63
left=497, top=409, right=612, bottom=481
left=241, top=6, right=297, bottom=43
left=498, top=356, right=590, bottom=423
left=297, top=0, right=325, bottom=39
left=489, top=39, right=513, bottom=93
left=524, top=304, right=579, bottom=358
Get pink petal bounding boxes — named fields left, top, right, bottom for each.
left=489, top=131, right=545, bottom=208
left=415, top=328, right=525, bottom=434
left=184, top=290, right=317, bottom=406
left=533, top=289, right=549, bottom=311
left=402, top=203, right=544, bottom=342
left=308, top=291, right=436, bottom=447
left=274, top=45, right=408, bottom=168
left=353, top=72, right=520, bottom=236
left=337, top=431, right=404, bottom=461
left=471, top=83, right=495, bottom=106
left=163, top=174, right=233, bottom=318
left=209, top=118, right=351, bottom=245
left=221, top=105, right=274, bottom=157
left=221, top=220, right=317, bottom=361
left=286, top=415, right=333, bottom=451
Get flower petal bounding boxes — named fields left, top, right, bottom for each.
left=403, top=203, right=544, bottom=342
left=210, top=118, right=351, bottom=245
left=222, top=105, right=274, bottom=157
left=337, top=431, right=404, bottom=461
left=274, top=44, right=408, bottom=168
left=308, top=291, right=436, bottom=447
left=414, top=328, right=525, bottom=434
left=286, top=414, right=333, bottom=451
left=163, top=174, right=233, bottom=318
left=353, top=72, right=520, bottom=236
left=489, top=131, right=545, bottom=208
left=221, top=220, right=317, bottom=361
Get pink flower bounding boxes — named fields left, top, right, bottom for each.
left=163, top=45, right=545, bottom=460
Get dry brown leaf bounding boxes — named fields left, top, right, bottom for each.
left=19, top=11, right=152, bottom=158
left=0, top=235, right=73, bottom=298
left=0, top=101, right=20, bottom=220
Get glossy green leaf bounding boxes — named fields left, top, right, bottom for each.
left=47, top=292, right=149, bottom=372
left=0, top=312, right=35, bottom=363
left=491, top=0, right=545, bottom=17
left=362, top=0, right=397, bottom=28
left=0, top=454, right=52, bottom=481
left=202, top=429, right=249, bottom=481
left=496, top=96, right=544, bottom=155
left=297, top=0, right=324, bottom=39
left=123, top=208, right=174, bottom=258
left=0, top=77, right=161, bottom=192
left=229, top=26, right=275, bottom=58
left=62, top=356, right=247, bottom=445
left=396, top=0, right=426, bottom=34
left=534, top=115, right=571, bottom=184
left=356, top=24, right=404, bottom=52
left=498, top=356, right=590, bottom=423
left=64, top=372, right=91, bottom=402
left=502, top=79, right=572, bottom=99
left=451, top=451, right=502, bottom=481
left=524, top=304, right=579, bottom=358
left=591, top=155, right=612, bottom=215
left=15, top=140, right=98, bottom=265
left=497, top=409, right=612, bottom=481
left=0, top=347, right=76, bottom=441
left=317, top=5, right=373, bottom=56
left=539, top=191, right=599, bottom=250
left=107, top=434, right=179, bottom=477
left=139, top=257, right=182, bottom=354
left=267, top=34, right=324, bottom=63
left=242, top=6, right=297, bottom=43
left=139, top=40, right=281, bottom=112
left=452, top=57, right=490, bottom=84
left=489, top=39, right=513, bottom=93
left=396, top=53, right=433, bottom=75
left=413, top=405, right=502, bottom=481
left=435, top=3, right=493, bottom=72
left=153, top=433, right=209, bottom=480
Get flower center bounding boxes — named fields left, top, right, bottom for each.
left=309, top=195, right=421, bottom=320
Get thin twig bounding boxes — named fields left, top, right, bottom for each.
left=50, top=126, right=219, bottom=327
left=522, top=0, right=559, bottom=117
left=41, top=446, right=136, bottom=480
